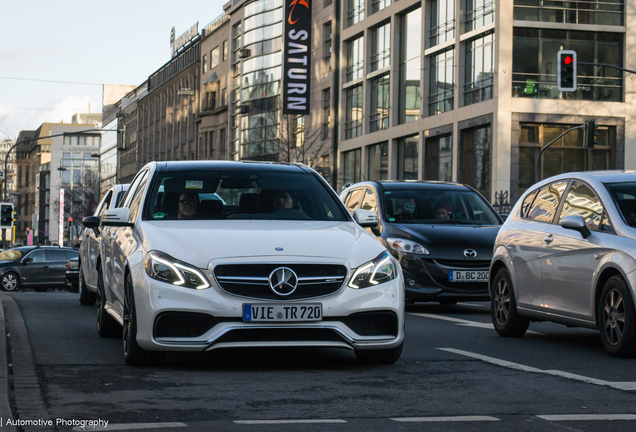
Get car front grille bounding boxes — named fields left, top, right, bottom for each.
left=433, top=259, right=491, bottom=269
left=419, top=258, right=490, bottom=292
left=214, top=263, right=348, bottom=300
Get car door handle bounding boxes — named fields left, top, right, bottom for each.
left=544, top=234, right=554, bottom=244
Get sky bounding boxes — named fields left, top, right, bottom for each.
left=0, top=0, right=224, bottom=141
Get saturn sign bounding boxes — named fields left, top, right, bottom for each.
left=282, top=0, right=312, bottom=115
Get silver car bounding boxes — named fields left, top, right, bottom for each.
left=491, top=171, right=636, bottom=357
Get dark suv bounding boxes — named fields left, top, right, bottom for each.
left=0, top=246, right=80, bottom=292
left=341, top=181, right=502, bottom=304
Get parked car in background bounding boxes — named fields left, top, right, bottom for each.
left=66, top=258, right=79, bottom=292
left=0, top=246, right=79, bottom=292
left=341, top=181, right=502, bottom=305
left=87, top=161, right=405, bottom=366
left=78, top=184, right=129, bottom=305
left=491, top=171, right=636, bottom=357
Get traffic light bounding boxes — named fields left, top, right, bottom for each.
left=557, top=50, right=577, bottom=92
left=0, top=203, right=14, bottom=230
left=585, top=120, right=599, bottom=148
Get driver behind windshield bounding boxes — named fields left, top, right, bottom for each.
left=272, top=190, right=293, bottom=211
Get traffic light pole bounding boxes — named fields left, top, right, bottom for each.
left=535, top=124, right=585, bottom=184
left=578, top=62, right=636, bottom=75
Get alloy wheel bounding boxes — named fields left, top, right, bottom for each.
left=494, top=278, right=510, bottom=326
left=603, top=288, right=626, bottom=346
left=2, top=274, right=18, bottom=292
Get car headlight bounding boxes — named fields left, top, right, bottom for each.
left=144, top=251, right=210, bottom=290
left=386, top=238, right=430, bottom=254
left=348, top=251, right=397, bottom=289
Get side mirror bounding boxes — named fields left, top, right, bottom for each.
left=23, top=258, right=33, bottom=264
left=561, top=215, right=591, bottom=239
left=82, top=216, right=100, bottom=229
left=353, top=209, right=378, bottom=228
left=101, top=207, right=134, bottom=227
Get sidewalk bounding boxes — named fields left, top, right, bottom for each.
left=0, top=295, right=16, bottom=432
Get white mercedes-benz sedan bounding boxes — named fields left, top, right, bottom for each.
left=96, top=161, right=405, bottom=366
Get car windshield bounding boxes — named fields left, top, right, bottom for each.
left=605, top=181, right=636, bottom=227
left=382, top=188, right=501, bottom=225
left=0, top=249, right=25, bottom=262
left=144, top=169, right=348, bottom=222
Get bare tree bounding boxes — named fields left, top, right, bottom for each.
left=52, top=170, right=100, bottom=245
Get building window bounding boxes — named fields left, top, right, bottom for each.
left=343, top=148, right=362, bottom=184
left=62, top=170, right=70, bottom=185
left=294, top=116, right=305, bottom=147
left=370, top=74, right=390, bottom=132
left=518, top=123, right=614, bottom=192
left=346, top=36, right=364, bottom=82
left=426, top=134, right=452, bottom=181
left=461, top=124, right=491, bottom=199
left=371, top=23, right=390, bottom=72
left=431, top=0, right=455, bottom=46
left=323, top=88, right=331, bottom=140
left=25, top=166, right=29, bottom=187
left=512, top=28, right=623, bottom=102
left=368, top=142, right=388, bottom=180
left=211, top=47, right=220, bottom=69
left=202, top=54, right=208, bottom=73
left=223, top=40, right=228, bottom=62
left=222, top=88, right=227, bottom=106
left=325, top=0, right=332, bottom=7
left=398, top=135, right=419, bottom=180
left=464, top=0, right=495, bottom=33
left=324, top=22, right=332, bottom=72
left=398, top=9, right=421, bottom=125
left=464, top=33, right=494, bottom=106
left=429, top=49, right=455, bottom=115
left=347, top=0, right=364, bottom=26
left=17, top=165, right=21, bottom=188
left=345, top=85, right=363, bottom=140
left=514, top=0, right=624, bottom=26
left=371, top=0, right=390, bottom=14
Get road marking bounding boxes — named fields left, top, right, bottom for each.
left=391, top=416, right=499, bottom=422
left=235, top=420, right=347, bottom=424
left=409, top=313, right=542, bottom=334
left=538, top=414, right=636, bottom=421
left=73, top=423, right=187, bottom=431
left=438, top=348, right=636, bottom=391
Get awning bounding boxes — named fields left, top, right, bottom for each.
left=203, top=72, right=219, bottom=84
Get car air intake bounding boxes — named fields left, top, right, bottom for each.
left=340, top=311, right=399, bottom=337
left=214, top=328, right=346, bottom=344
left=154, top=312, right=221, bottom=338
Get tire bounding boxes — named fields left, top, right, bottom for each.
left=355, top=342, right=403, bottom=365
left=96, top=268, right=120, bottom=338
left=491, top=268, right=530, bottom=338
left=123, top=271, right=155, bottom=366
left=78, top=267, right=97, bottom=306
left=1, top=272, right=20, bottom=292
left=598, top=275, right=636, bottom=358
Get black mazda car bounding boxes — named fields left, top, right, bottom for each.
left=341, top=181, right=503, bottom=304
left=0, top=246, right=79, bottom=292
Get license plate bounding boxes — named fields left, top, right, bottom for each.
left=243, top=304, right=322, bottom=322
left=448, top=271, right=489, bottom=282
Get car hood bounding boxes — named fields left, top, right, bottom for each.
left=139, top=220, right=385, bottom=269
left=386, top=223, right=501, bottom=259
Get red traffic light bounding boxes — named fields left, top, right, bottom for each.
left=564, top=56, right=572, bottom=65
left=69, top=217, right=73, bottom=222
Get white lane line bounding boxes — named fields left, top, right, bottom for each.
left=391, top=416, right=499, bottom=422
left=235, top=420, right=347, bottom=424
left=409, top=312, right=542, bottom=334
left=538, top=414, right=636, bottom=421
left=438, top=348, right=636, bottom=391
left=73, top=423, right=187, bottom=431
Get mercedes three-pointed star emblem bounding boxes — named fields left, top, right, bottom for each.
left=268, top=267, right=298, bottom=296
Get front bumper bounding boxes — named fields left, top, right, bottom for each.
left=130, top=262, right=405, bottom=352
left=398, top=254, right=490, bottom=302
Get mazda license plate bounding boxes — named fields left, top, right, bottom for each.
left=448, top=271, right=489, bottom=282
left=243, top=304, right=322, bottom=322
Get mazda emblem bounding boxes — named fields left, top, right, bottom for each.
left=268, top=267, right=298, bottom=296
left=464, top=249, right=477, bottom=258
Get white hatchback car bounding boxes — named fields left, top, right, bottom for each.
left=78, top=183, right=129, bottom=305
left=95, top=161, right=405, bottom=366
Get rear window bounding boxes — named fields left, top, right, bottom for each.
left=143, top=169, right=348, bottom=222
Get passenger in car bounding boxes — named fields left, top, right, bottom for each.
left=434, top=202, right=450, bottom=220
left=177, top=193, right=199, bottom=219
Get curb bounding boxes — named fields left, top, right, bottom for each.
left=0, top=295, right=16, bottom=432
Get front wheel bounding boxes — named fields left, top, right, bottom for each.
left=598, top=275, right=636, bottom=358
left=355, top=342, right=403, bottom=365
left=123, top=271, right=154, bottom=366
left=96, top=268, right=120, bottom=338
left=1, top=272, right=20, bottom=292
left=491, top=268, right=530, bottom=338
